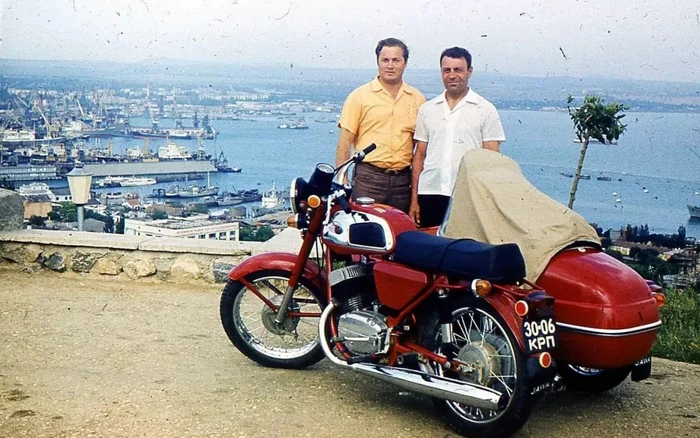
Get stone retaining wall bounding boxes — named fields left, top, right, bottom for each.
left=0, top=230, right=262, bottom=284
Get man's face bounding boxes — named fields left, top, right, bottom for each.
left=441, top=56, right=472, bottom=95
left=377, top=46, right=407, bottom=85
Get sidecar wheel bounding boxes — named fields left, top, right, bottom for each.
left=558, top=363, right=632, bottom=393
left=419, top=297, right=542, bottom=438
left=220, top=270, right=327, bottom=369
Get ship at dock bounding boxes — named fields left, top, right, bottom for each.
left=125, top=113, right=217, bottom=140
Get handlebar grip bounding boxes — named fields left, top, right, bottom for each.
left=362, top=143, right=377, bottom=155
left=355, top=143, right=377, bottom=163
left=337, top=195, right=352, bottom=214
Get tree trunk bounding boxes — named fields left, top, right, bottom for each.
left=568, top=136, right=590, bottom=209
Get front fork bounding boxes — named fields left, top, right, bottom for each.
left=275, top=284, right=298, bottom=324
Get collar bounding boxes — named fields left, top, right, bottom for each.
left=371, top=77, right=413, bottom=95
left=435, top=88, right=479, bottom=105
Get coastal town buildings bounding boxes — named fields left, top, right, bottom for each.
left=124, top=217, right=240, bottom=241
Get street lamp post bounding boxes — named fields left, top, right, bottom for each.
left=66, top=162, right=93, bottom=232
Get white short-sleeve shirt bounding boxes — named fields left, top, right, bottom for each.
left=414, top=89, right=505, bottom=196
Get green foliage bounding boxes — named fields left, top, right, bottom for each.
left=605, top=248, right=624, bottom=260
left=622, top=223, right=688, bottom=248
left=623, top=247, right=677, bottom=284
left=239, top=224, right=275, bottom=242
left=191, top=204, right=210, bottom=214
left=567, top=94, right=629, bottom=144
left=115, top=217, right=125, bottom=234
left=0, top=177, right=14, bottom=190
left=151, top=210, right=168, bottom=220
left=255, top=225, right=274, bottom=241
left=566, top=94, right=629, bottom=209
left=651, top=287, right=700, bottom=364
left=59, top=202, right=77, bottom=222
left=28, top=215, right=46, bottom=227
left=47, top=211, right=61, bottom=221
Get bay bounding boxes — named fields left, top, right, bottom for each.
left=86, top=110, right=700, bottom=238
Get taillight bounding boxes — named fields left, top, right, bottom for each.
left=652, top=292, right=666, bottom=308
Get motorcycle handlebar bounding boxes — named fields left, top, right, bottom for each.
left=358, top=143, right=377, bottom=160
left=332, top=143, right=376, bottom=187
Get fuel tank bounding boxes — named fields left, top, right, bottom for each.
left=537, top=247, right=661, bottom=369
left=323, top=203, right=416, bottom=256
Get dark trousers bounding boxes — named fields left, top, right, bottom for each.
left=418, top=194, right=451, bottom=227
left=353, top=163, right=411, bottom=213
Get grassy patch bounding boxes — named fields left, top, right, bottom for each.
left=651, top=287, right=700, bottom=364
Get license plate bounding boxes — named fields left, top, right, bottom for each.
left=523, top=316, right=558, bottom=353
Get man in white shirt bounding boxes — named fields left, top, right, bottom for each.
left=409, top=47, right=506, bottom=227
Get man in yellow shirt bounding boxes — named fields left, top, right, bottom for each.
left=336, top=37, right=426, bottom=213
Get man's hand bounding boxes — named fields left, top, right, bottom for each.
left=408, top=200, right=421, bottom=226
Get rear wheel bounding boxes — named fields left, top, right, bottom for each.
left=220, top=269, right=327, bottom=369
left=558, top=363, right=631, bottom=393
left=420, top=298, right=541, bottom=438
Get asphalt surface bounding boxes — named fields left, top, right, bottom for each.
left=1, top=268, right=699, bottom=438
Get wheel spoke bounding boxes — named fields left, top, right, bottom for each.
left=231, top=275, right=322, bottom=360
left=430, top=306, right=520, bottom=425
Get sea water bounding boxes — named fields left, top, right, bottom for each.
left=85, top=110, right=700, bottom=238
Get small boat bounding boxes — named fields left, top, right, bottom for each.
left=559, top=172, right=574, bottom=178
left=573, top=137, right=618, bottom=145
left=688, top=204, right=700, bottom=219
left=99, top=175, right=127, bottom=187
left=175, top=185, right=219, bottom=198
left=251, top=182, right=287, bottom=216
left=580, top=174, right=591, bottom=180
left=596, top=175, right=612, bottom=181
left=289, top=119, right=309, bottom=130
left=120, top=177, right=157, bottom=187
left=277, top=123, right=289, bottom=129
left=215, top=151, right=242, bottom=173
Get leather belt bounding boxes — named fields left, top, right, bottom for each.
left=361, top=162, right=410, bottom=175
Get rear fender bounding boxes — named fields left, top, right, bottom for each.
left=228, top=252, right=328, bottom=292
left=483, top=293, right=527, bottom=352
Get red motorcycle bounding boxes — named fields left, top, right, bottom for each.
left=220, top=145, right=665, bottom=438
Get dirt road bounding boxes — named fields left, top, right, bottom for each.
left=1, top=269, right=699, bottom=437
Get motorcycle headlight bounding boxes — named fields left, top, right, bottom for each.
left=290, top=177, right=308, bottom=215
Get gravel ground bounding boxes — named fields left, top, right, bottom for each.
left=1, top=268, right=699, bottom=438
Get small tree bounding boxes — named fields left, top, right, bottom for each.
left=28, top=215, right=46, bottom=227
left=566, top=94, right=628, bottom=209
left=151, top=210, right=168, bottom=220
left=115, top=217, right=125, bottom=234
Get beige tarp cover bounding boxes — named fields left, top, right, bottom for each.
left=441, top=149, right=601, bottom=282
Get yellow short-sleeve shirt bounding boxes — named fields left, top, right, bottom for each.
left=339, top=77, right=426, bottom=170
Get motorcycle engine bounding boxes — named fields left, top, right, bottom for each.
left=331, top=263, right=387, bottom=355
left=337, top=310, right=388, bottom=355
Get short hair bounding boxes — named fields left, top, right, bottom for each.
left=375, top=38, right=409, bottom=62
left=440, top=47, right=472, bottom=69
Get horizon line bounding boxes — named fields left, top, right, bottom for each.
left=1, top=57, right=699, bottom=86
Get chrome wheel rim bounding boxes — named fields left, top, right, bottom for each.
left=233, top=275, right=321, bottom=359
left=427, top=307, right=518, bottom=423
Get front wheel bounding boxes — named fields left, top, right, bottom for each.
left=420, top=298, right=542, bottom=438
left=558, top=363, right=631, bottom=393
left=220, top=269, right=327, bottom=369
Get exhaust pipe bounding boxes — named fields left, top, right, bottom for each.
left=319, top=303, right=507, bottom=411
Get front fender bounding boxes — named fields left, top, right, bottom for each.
left=228, top=252, right=328, bottom=292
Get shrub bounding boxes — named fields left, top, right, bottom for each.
left=651, top=287, right=700, bottom=364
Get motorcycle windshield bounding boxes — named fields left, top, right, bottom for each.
left=440, top=149, right=600, bottom=282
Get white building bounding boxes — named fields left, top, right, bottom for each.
left=124, top=217, right=240, bottom=241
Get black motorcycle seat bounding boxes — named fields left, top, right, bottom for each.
left=392, top=231, right=526, bottom=283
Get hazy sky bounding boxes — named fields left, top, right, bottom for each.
left=1, top=0, right=699, bottom=83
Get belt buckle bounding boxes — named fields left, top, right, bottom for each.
left=384, top=168, right=399, bottom=175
